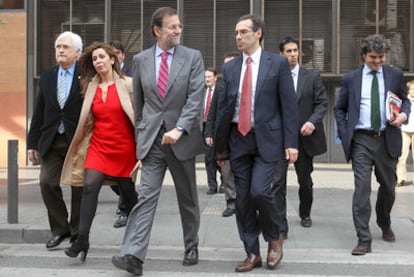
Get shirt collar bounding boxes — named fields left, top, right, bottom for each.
left=243, top=47, right=262, bottom=65
left=363, top=64, right=383, bottom=75
left=59, top=63, right=75, bottom=76
left=291, top=64, right=300, bottom=77
left=155, top=44, right=175, bottom=57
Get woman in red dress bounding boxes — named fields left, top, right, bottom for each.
left=60, top=42, right=138, bottom=261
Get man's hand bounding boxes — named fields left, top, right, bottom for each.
left=389, top=112, right=406, bottom=128
left=161, top=128, right=183, bottom=145
left=300, top=122, right=315, bottom=136
left=285, top=148, right=298, bottom=164
left=28, top=149, right=40, bottom=165
left=217, top=160, right=226, bottom=167
left=205, top=137, right=214, bottom=147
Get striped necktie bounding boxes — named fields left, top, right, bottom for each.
left=57, top=70, right=67, bottom=133
left=158, top=52, right=170, bottom=100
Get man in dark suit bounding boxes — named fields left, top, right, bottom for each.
left=112, top=7, right=204, bottom=276
left=108, top=40, right=133, bottom=228
left=203, top=68, right=221, bottom=195
left=273, top=37, right=328, bottom=236
left=27, top=31, right=84, bottom=249
left=334, top=34, right=410, bottom=255
left=214, top=14, right=298, bottom=272
left=109, top=40, right=132, bottom=76
left=204, top=52, right=240, bottom=217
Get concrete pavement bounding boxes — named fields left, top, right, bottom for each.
left=1, top=163, right=414, bottom=274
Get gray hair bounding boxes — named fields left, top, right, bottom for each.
left=360, top=34, right=390, bottom=57
left=55, top=31, right=83, bottom=58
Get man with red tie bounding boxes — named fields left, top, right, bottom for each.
left=214, top=14, right=298, bottom=272
left=203, top=68, right=222, bottom=195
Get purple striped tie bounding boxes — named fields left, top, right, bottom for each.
left=158, top=52, right=170, bottom=100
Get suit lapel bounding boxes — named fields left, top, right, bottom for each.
left=65, top=63, right=80, bottom=105
left=353, top=67, right=363, bottom=109
left=255, top=52, right=271, bottom=102
left=382, top=65, right=390, bottom=93
left=166, top=45, right=185, bottom=97
left=229, top=57, right=242, bottom=101
left=48, top=66, right=60, bottom=109
left=296, top=67, right=306, bottom=100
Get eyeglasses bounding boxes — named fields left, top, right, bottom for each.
left=164, top=24, right=184, bottom=31
left=55, top=44, right=72, bottom=50
left=234, top=29, right=254, bottom=37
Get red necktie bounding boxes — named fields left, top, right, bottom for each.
left=204, top=87, right=212, bottom=122
left=158, top=51, right=169, bottom=100
left=238, top=57, right=252, bottom=136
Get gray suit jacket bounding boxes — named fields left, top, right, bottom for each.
left=132, top=44, right=205, bottom=161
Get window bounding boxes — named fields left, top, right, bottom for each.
left=0, top=0, right=24, bottom=9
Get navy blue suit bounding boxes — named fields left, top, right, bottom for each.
left=335, top=65, right=410, bottom=162
left=215, top=50, right=298, bottom=256
left=334, top=64, right=410, bottom=245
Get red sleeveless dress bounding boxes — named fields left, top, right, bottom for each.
left=84, top=83, right=136, bottom=177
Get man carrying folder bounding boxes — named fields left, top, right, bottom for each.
left=334, top=34, right=410, bottom=256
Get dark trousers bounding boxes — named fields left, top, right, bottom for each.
left=351, top=132, right=396, bottom=244
left=294, top=143, right=314, bottom=219
left=229, top=127, right=280, bottom=256
left=39, top=133, right=83, bottom=236
left=204, top=143, right=220, bottom=191
left=110, top=185, right=128, bottom=216
left=272, top=159, right=289, bottom=235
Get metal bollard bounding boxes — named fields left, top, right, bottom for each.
left=7, top=140, right=18, bottom=224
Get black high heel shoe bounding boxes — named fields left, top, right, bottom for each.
left=64, top=234, right=89, bottom=262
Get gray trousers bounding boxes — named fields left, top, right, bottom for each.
left=120, top=129, right=200, bottom=261
left=221, top=161, right=236, bottom=209
left=351, top=132, right=396, bottom=244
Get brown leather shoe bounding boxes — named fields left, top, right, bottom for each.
left=351, top=244, right=371, bottom=255
left=382, top=227, right=396, bottom=242
left=267, top=235, right=283, bottom=269
left=235, top=254, right=262, bottom=272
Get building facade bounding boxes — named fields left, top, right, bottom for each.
left=2, top=0, right=413, bottom=165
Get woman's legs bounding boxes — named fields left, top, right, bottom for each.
left=78, top=169, right=105, bottom=236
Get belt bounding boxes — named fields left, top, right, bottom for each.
left=231, top=123, right=255, bottom=133
left=355, top=129, right=384, bottom=137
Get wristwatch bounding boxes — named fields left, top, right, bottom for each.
left=176, top=126, right=185, bottom=132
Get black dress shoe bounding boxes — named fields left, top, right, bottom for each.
left=218, top=185, right=225, bottom=193
left=300, top=217, right=312, bottom=228
left=46, top=232, right=70, bottom=249
left=382, top=227, right=396, bottom=242
left=183, top=247, right=198, bottom=266
left=112, top=254, right=143, bottom=275
left=222, top=207, right=235, bottom=217
left=206, top=188, right=217, bottom=195
left=351, top=243, right=371, bottom=255
left=113, top=215, right=128, bottom=228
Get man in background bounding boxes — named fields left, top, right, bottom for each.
left=109, top=40, right=132, bottom=76
left=273, top=37, right=328, bottom=238
left=108, top=40, right=133, bottom=228
left=204, top=51, right=240, bottom=217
